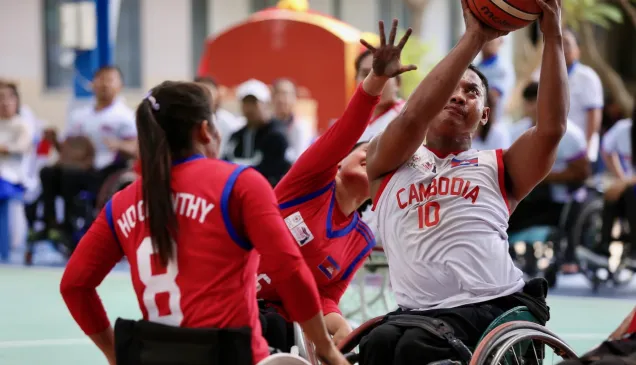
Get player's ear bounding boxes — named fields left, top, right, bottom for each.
left=480, top=106, right=490, bottom=126
left=197, top=120, right=213, bottom=144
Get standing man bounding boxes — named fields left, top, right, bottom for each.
left=271, top=78, right=315, bottom=162
left=563, top=29, right=604, bottom=163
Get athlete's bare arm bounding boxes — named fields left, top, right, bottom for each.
left=503, top=0, right=568, bottom=203
left=366, top=0, right=506, bottom=184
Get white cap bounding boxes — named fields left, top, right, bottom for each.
left=236, top=79, right=271, bottom=103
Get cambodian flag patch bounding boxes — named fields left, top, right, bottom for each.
left=450, top=157, right=478, bottom=168
left=318, top=256, right=340, bottom=279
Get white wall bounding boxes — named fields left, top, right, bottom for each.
left=1, top=0, right=485, bottom=132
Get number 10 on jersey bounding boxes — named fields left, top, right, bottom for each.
left=417, top=201, right=440, bottom=228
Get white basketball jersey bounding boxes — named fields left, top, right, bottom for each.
left=373, top=146, right=524, bottom=310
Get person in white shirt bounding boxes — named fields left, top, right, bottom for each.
left=534, top=30, right=604, bottom=161
left=0, top=81, right=34, bottom=260
left=194, top=76, right=244, bottom=154
left=590, top=96, right=636, bottom=263
left=477, top=37, right=515, bottom=122
left=38, top=66, right=137, bottom=247
left=508, top=82, right=590, bottom=273
left=271, top=78, right=316, bottom=162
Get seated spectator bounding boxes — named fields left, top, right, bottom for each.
left=194, top=76, right=244, bottom=153
left=0, top=81, right=34, bottom=260
left=37, top=65, right=137, bottom=247
left=590, top=95, right=636, bottom=266
left=223, top=79, right=290, bottom=186
left=271, top=78, right=315, bottom=161
left=508, top=82, right=590, bottom=273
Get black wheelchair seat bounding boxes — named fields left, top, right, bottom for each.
left=114, top=318, right=253, bottom=365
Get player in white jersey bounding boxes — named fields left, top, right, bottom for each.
left=358, top=1, right=568, bottom=364
left=588, top=95, right=636, bottom=263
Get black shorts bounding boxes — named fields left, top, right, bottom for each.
left=358, top=295, right=520, bottom=365
left=258, top=301, right=295, bottom=352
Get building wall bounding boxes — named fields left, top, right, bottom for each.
left=0, top=0, right=463, bottom=131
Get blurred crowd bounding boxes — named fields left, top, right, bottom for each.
left=0, top=26, right=634, bottom=275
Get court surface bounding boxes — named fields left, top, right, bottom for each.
left=1, top=246, right=636, bottom=364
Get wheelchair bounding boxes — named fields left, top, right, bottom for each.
left=331, top=306, right=578, bottom=365
left=24, top=168, right=136, bottom=264
left=571, top=186, right=635, bottom=292
left=507, top=185, right=600, bottom=289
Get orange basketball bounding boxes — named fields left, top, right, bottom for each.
left=467, top=0, right=542, bottom=32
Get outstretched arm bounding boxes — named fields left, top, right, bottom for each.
left=503, top=0, right=568, bottom=202
left=366, top=0, right=506, bottom=181
left=276, top=20, right=416, bottom=202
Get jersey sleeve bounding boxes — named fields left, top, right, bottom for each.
left=581, top=70, right=604, bottom=110
left=319, top=279, right=351, bottom=315
left=230, top=168, right=322, bottom=322
left=59, top=209, right=124, bottom=335
left=275, top=85, right=380, bottom=203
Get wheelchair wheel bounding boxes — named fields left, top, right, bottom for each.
left=470, top=321, right=578, bottom=365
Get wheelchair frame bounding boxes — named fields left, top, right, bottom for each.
left=294, top=307, right=578, bottom=365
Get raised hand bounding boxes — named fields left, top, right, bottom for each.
left=536, top=0, right=563, bottom=38
left=360, top=19, right=417, bottom=78
left=460, top=0, right=509, bottom=43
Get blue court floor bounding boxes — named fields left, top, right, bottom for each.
left=1, top=244, right=635, bottom=364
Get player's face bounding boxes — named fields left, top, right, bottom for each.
left=338, top=143, right=370, bottom=196
left=428, top=69, right=489, bottom=138
left=92, top=69, right=122, bottom=101
left=563, top=31, right=580, bottom=66
left=356, top=54, right=398, bottom=104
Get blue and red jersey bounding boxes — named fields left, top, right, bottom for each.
left=257, top=85, right=380, bottom=317
left=60, top=156, right=321, bottom=364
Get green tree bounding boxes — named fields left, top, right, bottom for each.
left=562, top=0, right=635, bottom=115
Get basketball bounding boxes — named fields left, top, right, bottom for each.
left=467, top=0, right=542, bottom=32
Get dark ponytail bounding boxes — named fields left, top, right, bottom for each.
left=135, top=81, right=213, bottom=265
left=136, top=99, right=177, bottom=265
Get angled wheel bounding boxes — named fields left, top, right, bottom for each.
left=469, top=321, right=578, bottom=365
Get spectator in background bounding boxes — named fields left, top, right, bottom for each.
left=508, top=82, right=590, bottom=273
left=194, top=76, right=243, bottom=153
left=355, top=49, right=405, bottom=143
left=558, top=30, right=604, bottom=162
left=590, top=96, right=636, bottom=265
left=472, top=89, right=512, bottom=150
left=0, top=81, right=33, bottom=260
left=477, top=37, right=515, bottom=122
left=223, top=79, right=290, bottom=186
left=37, top=65, right=137, bottom=246
left=272, top=78, right=315, bottom=161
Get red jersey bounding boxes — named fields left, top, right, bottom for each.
left=60, top=156, right=321, bottom=364
left=257, top=85, right=380, bottom=316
